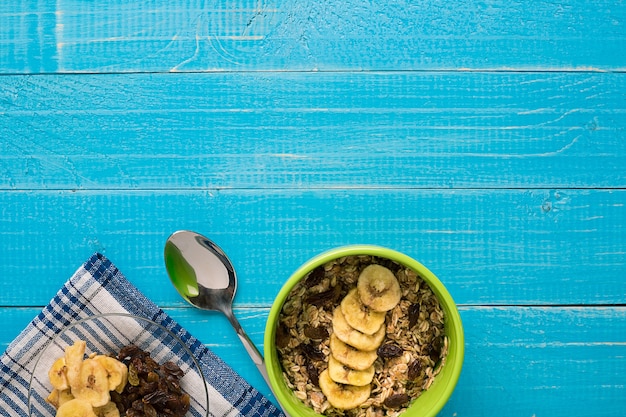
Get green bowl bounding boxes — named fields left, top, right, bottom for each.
left=264, top=245, right=464, bottom=417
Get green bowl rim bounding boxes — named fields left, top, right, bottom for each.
left=264, top=244, right=464, bottom=417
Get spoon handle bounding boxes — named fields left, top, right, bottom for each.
left=225, top=312, right=292, bottom=416
left=227, top=312, right=269, bottom=380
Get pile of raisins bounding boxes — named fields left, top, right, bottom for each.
left=112, top=345, right=191, bottom=417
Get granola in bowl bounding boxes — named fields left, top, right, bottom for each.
left=275, top=255, right=449, bottom=417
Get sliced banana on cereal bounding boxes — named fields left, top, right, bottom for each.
left=318, top=369, right=371, bottom=410
left=93, top=355, right=128, bottom=393
left=94, top=401, right=121, bottom=417
left=329, top=334, right=378, bottom=371
left=340, top=288, right=386, bottom=335
left=56, top=398, right=98, bottom=417
left=357, top=264, right=402, bottom=312
left=48, top=357, right=70, bottom=391
left=72, top=358, right=111, bottom=407
left=332, top=306, right=385, bottom=351
left=327, top=354, right=375, bottom=386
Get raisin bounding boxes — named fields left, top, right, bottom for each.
left=306, top=361, right=320, bottom=386
left=428, top=336, right=443, bottom=362
left=131, top=400, right=144, bottom=411
left=408, top=303, right=420, bottom=329
left=275, top=323, right=291, bottom=349
left=143, top=403, right=158, bottom=417
left=303, top=325, right=329, bottom=340
left=128, top=364, right=140, bottom=386
left=383, top=393, right=410, bottom=408
left=165, top=376, right=182, bottom=393
left=407, top=359, right=422, bottom=380
left=138, top=380, right=158, bottom=395
left=305, top=267, right=325, bottom=287
left=146, top=371, right=159, bottom=383
left=305, top=285, right=341, bottom=307
left=301, top=343, right=325, bottom=361
left=132, top=356, right=148, bottom=374
left=162, top=361, right=184, bottom=378
left=118, top=344, right=143, bottom=361
left=116, top=345, right=190, bottom=417
left=144, top=390, right=168, bottom=406
left=377, top=343, right=403, bottom=358
left=178, top=393, right=191, bottom=414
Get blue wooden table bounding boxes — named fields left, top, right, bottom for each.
left=1, top=1, right=625, bottom=416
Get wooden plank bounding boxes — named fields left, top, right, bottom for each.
left=0, top=0, right=624, bottom=73
left=2, top=306, right=624, bottom=416
left=445, top=306, right=626, bottom=417
left=1, top=72, right=625, bottom=190
left=0, top=189, right=624, bottom=307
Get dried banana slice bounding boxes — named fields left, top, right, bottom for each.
left=327, top=354, right=375, bottom=387
left=340, top=288, right=386, bottom=335
left=45, top=388, right=74, bottom=409
left=318, top=369, right=371, bottom=410
left=93, top=355, right=128, bottom=393
left=357, top=264, right=401, bottom=312
left=64, top=340, right=87, bottom=392
left=48, top=357, right=70, bottom=391
left=56, top=398, right=98, bottom=417
left=48, top=341, right=129, bottom=417
left=73, top=358, right=111, bottom=407
left=332, top=306, right=385, bottom=351
left=94, top=401, right=121, bottom=417
left=329, top=334, right=378, bottom=371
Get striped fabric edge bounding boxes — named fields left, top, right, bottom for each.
left=0, top=253, right=283, bottom=417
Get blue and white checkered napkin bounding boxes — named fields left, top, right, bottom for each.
left=0, top=253, right=284, bottom=417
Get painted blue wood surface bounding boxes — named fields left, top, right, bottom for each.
left=1, top=72, right=624, bottom=189
left=0, top=189, right=624, bottom=306
left=1, top=0, right=625, bottom=416
left=1, top=1, right=625, bottom=73
left=1, top=305, right=625, bottom=416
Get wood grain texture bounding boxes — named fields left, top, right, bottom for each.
left=1, top=0, right=625, bottom=414
left=1, top=306, right=624, bottom=416
left=1, top=189, right=624, bottom=307
left=1, top=72, right=625, bottom=190
left=1, top=0, right=625, bottom=73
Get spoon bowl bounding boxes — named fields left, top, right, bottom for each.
left=165, top=231, right=237, bottom=315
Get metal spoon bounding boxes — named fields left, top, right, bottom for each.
left=164, top=230, right=271, bottom=388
